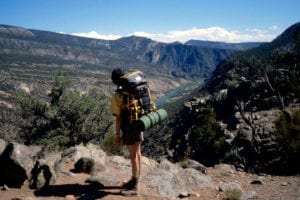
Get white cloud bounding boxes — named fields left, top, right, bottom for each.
left=72, top=31, right=122, bottom=40
left=71, top=27, right=278, bottom=43
left=132, top=27, right=277, bottom=43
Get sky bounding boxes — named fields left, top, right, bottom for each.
left=0, top=0, right=299, bottom=43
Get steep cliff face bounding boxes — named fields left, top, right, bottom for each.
left=175, top=22, right=300, bottom=175
left=0, top=25, right=233, bottom=82
left=185, top=39, right=264, bottom=50
left=108, top=36, right=235, bottom=79
left=206, top=22, right=300, bottom=99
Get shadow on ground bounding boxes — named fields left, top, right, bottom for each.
left=34, top=182, right=123, bottom=200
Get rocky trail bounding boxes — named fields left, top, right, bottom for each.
left=0, top=143, right=299, bottom=200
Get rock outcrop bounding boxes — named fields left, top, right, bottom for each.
left=0, top=141, right=41, bottom=188
left=0, top=141, right=212, bottom=198
left=0, top=141, right=299, bottom=199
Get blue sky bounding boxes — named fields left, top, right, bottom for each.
left=0, top=0, right=299, bottom=43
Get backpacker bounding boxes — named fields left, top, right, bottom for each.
left=119, top=70, right=156, bottom=124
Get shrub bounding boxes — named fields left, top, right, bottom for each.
left=224, top=187, right=242, bottom=200
left=275, top=109, right=300, bottom=152
left=101, top=132, right=127, bottom=156
left=187, top=106, right=228, bottom=166
left=15, top=91, right=49, bottom=145
left=15, top=72, right=114, bottom=150
left=101, top=131, right=117, bottom=154
left=275, top=109, right=300, bottom=174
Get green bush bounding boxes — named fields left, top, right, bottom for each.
left=224, top=188, right=242, bottom=200
left=187, top=107, right=228, bottom=165
left=275, top=109, right=300, bottom=173
left=101, top=132, right=127, bottom=156
left=15, top=72, right=114, bottom=150
left=275, top=110, right=300, bottom=152
left=15, top=92, right=50, bottom=145
left=101, top=131, right=117, bottom=154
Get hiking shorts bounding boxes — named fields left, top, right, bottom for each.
left=121, top=124, right=144, bottom=145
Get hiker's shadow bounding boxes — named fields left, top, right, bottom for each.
left=34, top=182, right=123, bottom=200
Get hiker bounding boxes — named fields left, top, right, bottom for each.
left=110, top=68, right=143, bottom=196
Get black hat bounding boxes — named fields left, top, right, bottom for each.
left=111, top=68, right=125, bottom=85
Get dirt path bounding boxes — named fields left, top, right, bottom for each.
left=0, top=162, right=299, bottom=200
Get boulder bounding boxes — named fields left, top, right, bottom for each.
left=219, top=181, right=242, bottom=192
left=109, top=155, right=131, bottom=175
left=55, top=143, right=107, bottom=173
left=143, top=159, right=214, bottom=199
left=238, top=127, right=253, bottom=143
left=178, top=159, right=207, bottom=173
left=0, top=142, right=41, bottom=188
left=29, top=159, right=56, bottom=189
left=241, top=190, right=258, bottom=200
left=74, top=157, right=95, bottom=173
left=0, top=139, right=7, bottom=154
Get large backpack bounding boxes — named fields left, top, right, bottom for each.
left=119, top=70, right=156, bottom=124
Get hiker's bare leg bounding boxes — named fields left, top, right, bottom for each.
left=136, top=141, right=142, bottom=178
left=121, top=143, right=141, bottom=196
left=127, top=141, right=142, bottom=179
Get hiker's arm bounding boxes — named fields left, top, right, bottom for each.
left=115, top=115, right=121, bottom=149
left=110, top=93, right=122, bottom=149
left=115, top=115, right=121, bottom=135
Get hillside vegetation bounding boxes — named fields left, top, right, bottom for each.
left=169, top=22, right=300, bottom=175
left=14, top=71, right=113, bottom=150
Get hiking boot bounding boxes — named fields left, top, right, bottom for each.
left=120, top=177, right=139, bottom=196
left=121, top=177, right=138, bottom=189
left=120, top=187, right=139, bottom=196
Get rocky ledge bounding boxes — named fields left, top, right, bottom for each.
left=0, top=141, right=299, bottom=200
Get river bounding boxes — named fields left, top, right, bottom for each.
left=156, top=81, right=203, bottom=107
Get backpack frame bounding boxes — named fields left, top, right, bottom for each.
left=119, top=71, right=156, bottom=124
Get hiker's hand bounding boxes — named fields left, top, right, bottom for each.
left=115, top=134, right=121, bottom=150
